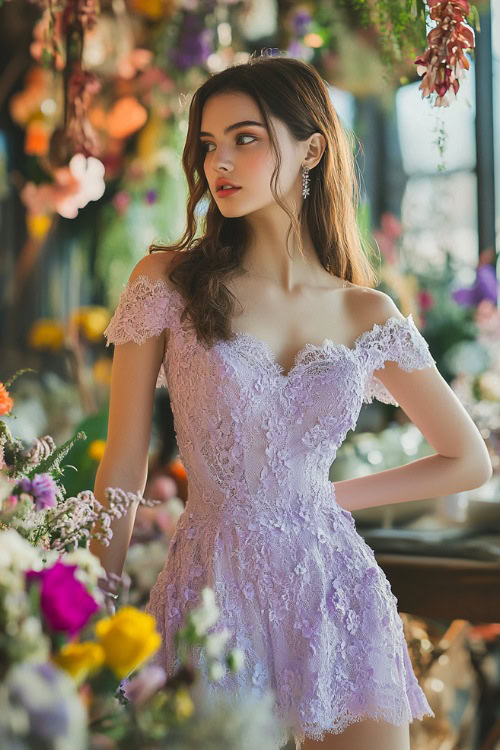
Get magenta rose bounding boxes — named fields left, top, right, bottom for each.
left=25, top=560, right=101, bottom=637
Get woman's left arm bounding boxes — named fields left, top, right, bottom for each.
left=333, top=293, right=493, bottom=513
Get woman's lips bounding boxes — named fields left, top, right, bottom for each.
left=216, top=186, right=242, bottom=197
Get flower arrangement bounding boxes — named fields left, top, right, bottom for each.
left=0, top=368, right=285, bottom=748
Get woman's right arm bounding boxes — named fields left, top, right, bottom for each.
left=89, top=252, right=173, bottom=581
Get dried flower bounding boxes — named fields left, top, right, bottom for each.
left=414, top=0, right=475, bottom=107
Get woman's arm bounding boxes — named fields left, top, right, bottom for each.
left=334, top=291, right=493, bottom=513
left=89, top=252, right=172, bottom=578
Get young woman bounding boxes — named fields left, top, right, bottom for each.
left=92, top=54, right=492, bottom=750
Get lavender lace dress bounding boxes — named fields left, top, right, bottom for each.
left=104, top=274, right=436, bottom=748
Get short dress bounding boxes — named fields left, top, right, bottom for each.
left=104, top=274, right=436, bottom=749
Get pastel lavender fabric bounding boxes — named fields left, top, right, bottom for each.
left=104, top=274, right=436, bottom=749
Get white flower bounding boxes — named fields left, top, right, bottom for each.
left=57, top=154, right=105, bottom=219
left=0, top=529, right=42, bottom=572
left=207, top=661, right=226, bottom=681
left=205, top=627, right=231, bottom=657
left=189, top=587, right=220, bottom=635
left=61, top=548, right=106, bottom=587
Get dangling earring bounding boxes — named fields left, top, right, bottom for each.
left=301, top=164, right=310, bottom=199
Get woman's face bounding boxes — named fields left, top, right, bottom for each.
left=199, top=91, right=304, bottom=217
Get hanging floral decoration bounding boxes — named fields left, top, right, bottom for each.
left=414, top=0, right=477, bottom=107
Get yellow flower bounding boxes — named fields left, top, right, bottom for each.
left=28, top=319, right=65, bottom=351
left=94, top=606, right=162, bottom=679
left=92, top=357, right=112, bottom=386
left=27, top=213, right=52, bottom=240
left=71, top=307, right=111, bottom=343
left=88, top=439, right=106, bottom=462
left=131, top=0, right=166, bottom=20
left=52, top=641, right=105, bottom=685
left=174, top=686, right=194, bottom=720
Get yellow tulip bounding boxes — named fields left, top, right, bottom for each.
left=95, top=606, right=162, bottom=679
left=52, top=641, right=105, bottom=685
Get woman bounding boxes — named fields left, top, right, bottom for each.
left=92, top=53, right=492, bottom=750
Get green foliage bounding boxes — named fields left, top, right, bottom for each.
left=336, top=0, right=480, bottom=71
left=58, top=402, right=110, bottom=498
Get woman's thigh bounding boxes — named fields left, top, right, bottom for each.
left=300, top=718, right=411, bottom=750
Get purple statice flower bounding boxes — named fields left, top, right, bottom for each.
left=19, top=473, right=58, bottom=510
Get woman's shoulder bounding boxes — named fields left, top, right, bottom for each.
left=128, top=249, right=179, bottom=291
left=345, top=286, right=404, bottom=326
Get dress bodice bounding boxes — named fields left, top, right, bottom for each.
left=103, top=274, right=436, bottom=522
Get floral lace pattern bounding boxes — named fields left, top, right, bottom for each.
left=104, top=275, right=436, bottom=749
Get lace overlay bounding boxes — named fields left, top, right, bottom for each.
left=104, top=275, right=436, bottom=749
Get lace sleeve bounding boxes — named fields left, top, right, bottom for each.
left=359, top=313, right=436, bottom=407
left=103, top=274, right=182, bottom=389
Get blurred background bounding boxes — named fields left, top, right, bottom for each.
left=1, top=0, right=500, bottom=747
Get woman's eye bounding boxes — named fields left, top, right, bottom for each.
left=200, top=134, right=256, bottom=153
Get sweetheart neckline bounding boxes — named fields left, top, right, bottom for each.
left=132, top=274, right=414, bottom=381
left=224, top=319, right=411, bottom=380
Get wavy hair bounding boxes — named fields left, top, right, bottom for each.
left=149, top=53, right=379, bottom=348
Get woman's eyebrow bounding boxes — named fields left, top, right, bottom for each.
left=199, top=120, right=265, bottom=137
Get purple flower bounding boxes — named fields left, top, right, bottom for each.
left=144, top=189, right=157, bottom=204
left=19, top=473, right=58, bottom=510
left=292, top=10, right=312, bottom=35
left=452, top=264, right=498, bottom=307
left=25, top=560, right=101, bottom=637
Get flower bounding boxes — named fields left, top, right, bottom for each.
left=52, top=640, right=105, bottom=685
left=0, top=528, right=41, bottom=572
left=205, top=627, right=231, bottom=657
left=25, top=559, right=101, bottom=637
left=71, top=306, right=111, bottom=342
left=0, top=382, right=14, bottom=415
left=414, top=0, right=475, bottom=107
left=28, top=319, right=65, bottom=351
left=208, top=661, right=226, bottom=681
left=5, top=661, right=87, bottom=748
left=174, top=685, right=194, bottom=719
left=19, top=473, right=58, bottom=511
left=88, top=439, right=106, bottom=462
left=121, top=664, right=167, bottom=706
left=56, top=154, right=105, bottom=219
left=189, top=587, right=219, bottom=636
left=61, top=548, right=106, bottom=589
left=94, top=606, right=161, bottom=679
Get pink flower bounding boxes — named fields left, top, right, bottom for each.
left=25, top=560, right=101, bottom=637
left=122, top=665, right=167, bottom=706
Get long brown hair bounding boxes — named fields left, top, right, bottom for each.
left=149, top=53, right=379, bottom=348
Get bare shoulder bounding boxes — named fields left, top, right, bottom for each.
left=128, top=249, right=178, bottom=289
left=344, top=286, right=405, bottom=336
